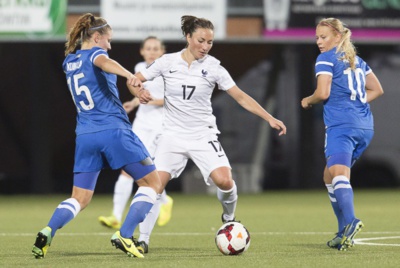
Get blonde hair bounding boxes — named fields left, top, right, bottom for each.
left=318, top=18, right=357, bottom=70
left=65, top=13, right=112, bottom=56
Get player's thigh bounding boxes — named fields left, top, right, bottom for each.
left=134, top=128, right=160, bottom=156
left=352, top=129, right=374, bottom=164
left=103, top=129, right=150, bottom=169
left=123, top=157, right=156, bottom=181
left=74, top=133, right=106, bottom=172
left=154, top=135, right=188, bottom=179
left=325, top=128, right=354, bottom=156
left=189, top=135, right=231, bottom=184
left=325, top=127, right=373, bottom=169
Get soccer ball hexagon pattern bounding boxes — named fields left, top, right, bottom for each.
left=215, top=222, right=251, bottom=255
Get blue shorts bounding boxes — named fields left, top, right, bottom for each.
left=73, top=128, right=150, bottom=172
left=74, top=160, right=156, bottom=190
left=325, top=127, right=373, bottom=168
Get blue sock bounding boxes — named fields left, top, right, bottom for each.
left=48, top=198, right=81, bottom=237
left=332, top=176, right=355, bottom=225
left=120, top=187, right=158, bottom=238
left=326, top=184, right=346, bottom=234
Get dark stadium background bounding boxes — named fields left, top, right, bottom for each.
left=1, top=0, right=399, bottom=194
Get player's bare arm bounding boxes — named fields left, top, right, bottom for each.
left=123, top=98, right=140, bottom=113
left=301, top=74, right=331, bottom=109
left=365, top=72, right=384, bottom=103
left=227, top=85, right=286, bottom=136
left=93, top=55, right=141, bottom=86
left=126, top=83, right=153, bottom=104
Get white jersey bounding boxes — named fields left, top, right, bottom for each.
left=141, top=49, right=235, bottom=138
left=132, top=62, right=164, bottom=134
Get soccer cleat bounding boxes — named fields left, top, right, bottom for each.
left=157, top=195, right=173, bottom=227
left=338, top=218, right=364, bottom=251
left=327, top=234, right=343, bottom=249
left=32, top=227, right=52, bottom=259
left=327, top=232, right=355, bottom=249
left=221, top=213, right=238, bottom=223
left=135, top=240, right=149, bottom=254
left=98, top=215, right=121, bottom=229
left=111, top=231, right=144, bottom=258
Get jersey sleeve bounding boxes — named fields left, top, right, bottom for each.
left=140, top=56, right=165, bottom=81
left=315, top=53, right=334, bottom=77
left=90, top=48, right=108, bottom=64
left=216, top=65, right=235, bottom=91
left=358, top=57, right=372, bottom=75
left=134, top=62, right=147, bottom=73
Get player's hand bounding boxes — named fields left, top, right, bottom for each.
left=269, top=118, right=287, bottom=136
left=138, top=89, right=153, bottom=104
left=301, top=97, right=312, bottom=109
left=123, top=98, right=140, bottom=113
left=127, top=74, right=143, bottom=89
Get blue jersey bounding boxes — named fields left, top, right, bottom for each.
left=315, top=47, right=373, bottom=130
left=62, top=47, right=131, bottom=135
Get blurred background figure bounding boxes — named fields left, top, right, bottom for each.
left=263, top=0, right=290, bottom=31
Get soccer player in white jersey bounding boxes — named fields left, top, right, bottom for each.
left=98, top=36, right=173, bottom=254
left=31, top=13, right=162, bottom=259
left=129, top=15, right=287, bottom=250
left=301, top=18, right=384, bottom=251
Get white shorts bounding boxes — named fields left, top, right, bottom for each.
left=133, top=127, right=161, bottom=157
left=154, top=134, right=231, bottom=185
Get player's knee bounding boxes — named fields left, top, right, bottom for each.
left=153, top=179, right=163, bottom=194
left=72, top=195, right=91, bottom=210
left=323, top=168, right=333, bottom=184
left=71, top=186, right=93, bottom=210
left=137, top=170, right=164, bottom=194
left=216, top=177, right=234, bottom=191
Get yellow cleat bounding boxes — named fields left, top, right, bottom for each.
left=98, top=215, right=121, bottom=229
left=32, top=227, right=52, bottom=259
left=338, top=219, right=364, bottom=251
left=157, top=195, right=173, bottom=227
left=111, top=231, right=144, bottom=258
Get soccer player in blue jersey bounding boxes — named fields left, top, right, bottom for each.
left=31, top=13, right=162, bottom=259
left=301, top=18, right=384, bottom=251
left=98, top=37, right=173, bottom=254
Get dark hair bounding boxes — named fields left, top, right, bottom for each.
left=140, top=36, right=166, bottom=51
left=180, top=15, right=214, bottom=38
left=65, top=13, right=112, bottom=56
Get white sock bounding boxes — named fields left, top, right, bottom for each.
left=217, top=181, right=238, bottom=221
left=138, top=196, right=161, bottom=244
left=112, top=174, right=134, bottom=222
left=159, top=189, right=168, bottom=204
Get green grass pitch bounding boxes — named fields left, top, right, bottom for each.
left=1, top=189, right=400, bottom=267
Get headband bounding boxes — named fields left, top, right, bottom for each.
left=89, top=23, right=108, bottom=30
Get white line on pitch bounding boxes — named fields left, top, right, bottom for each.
left=354, top=236, right=400, bottom=247
left=3, top=231, right=400, bottom=236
